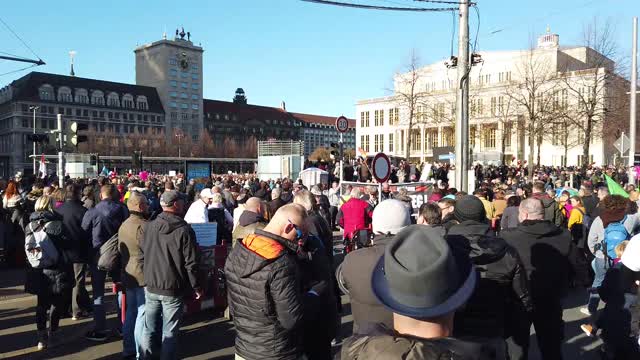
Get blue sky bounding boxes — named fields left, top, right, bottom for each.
left=0, top=0, right=636, bottom=118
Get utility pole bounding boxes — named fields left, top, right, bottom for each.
left=629, top=17, right=638, bottom=185
left=57, top=114, right=64, bottom=188
left=455, top=0, right=470, bottom=191
left=29, top=106, right=39, bottom=174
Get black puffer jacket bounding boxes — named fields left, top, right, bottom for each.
left=342, top=323, right=507, bottom=360
left=447, top=221, right=532, bottom=338
left=24, top=211, right=73, bottom=296
left=225, top=230, right=304, bottom=360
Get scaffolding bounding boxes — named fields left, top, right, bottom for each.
left=257, top=140, right=304, bottom=157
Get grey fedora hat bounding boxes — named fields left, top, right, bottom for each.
left=371, top=225, right=477, bottom=319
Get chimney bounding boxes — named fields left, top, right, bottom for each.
left=281, top=101, right=286, bottom=111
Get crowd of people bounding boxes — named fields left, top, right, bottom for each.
left=0, top=163, right=639, bottom=359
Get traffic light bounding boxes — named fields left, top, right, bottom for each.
left=132, top=151, right=143, bottom=169
left=68, top=121, right=88, bottom=147
left=330, top=142, right=343, bottom=161
left=90, top=154, right=99, bottom=166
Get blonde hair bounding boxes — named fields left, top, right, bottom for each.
left=34, top=195, right=54, bottom=213
left=211, top=192, right=223, bottom=204
left=293, top=190, right=315, bottom=212
left=615, top=240, right=629, bottom=259
left=629, top=191, right=639, bottom=202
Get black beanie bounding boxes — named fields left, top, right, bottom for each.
left=454, top=195, right=486, bottom=222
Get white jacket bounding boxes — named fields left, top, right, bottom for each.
left=184, top=199, right=208, bottom=224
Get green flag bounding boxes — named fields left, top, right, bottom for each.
left=605, top=174, right=629, bottom=198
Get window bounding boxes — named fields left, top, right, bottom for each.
left=490, top=97, right=497, bottom=116
left=388, top=133, right=394, bottom=152
left=483, top=125, right=496, bottom=149
left=122, top=94, right=134, bottom=108
left=170, top=80, right=177, bottom=87
left=169, top=59, right=177, bottom=65
left=442, top=127, right=454, bottom=147
left=136, top=96, right=148, bottom=110
left=169, top=101, right=177, bottom=108
left=191, top=64, right=199, bottom=70
left=561, top=89, right=568, bottom=110
left=360, top=112, right=365, bottom=127
left=365, top=111, right=370, bottom=127
left=504, top=122, right=512, bottom=147
left=58, top=87, right=72, bottom=102
left=191, top=94, right=198, bottom=100
left=426, top=129, right=438, bottom=150
left=374, top=110, right=380, bottom=126
left=180, top=72, right=188, bottom=79
left=180, top=103, right=188, bottom=109
left=364, top=135, right=370, bottom=152
left=498, top=96, right=504, bottom=114
left=180, top=92, right=188, bottom=99
left=169, top=69, right=177, bottom=77
left=411, top=129, right=421, bottom=151
left=181, top=113, right=189, bottom=120
left=470, top=125, right=476, bottom=148
left=170, top=91, right=177, bottom=98
left=74, top=88, right=88, bottom=103
left=378, top=109, right=384, bottom=126
left=191, top=73, right=198, bottom=80
left=107, top=92, right=120, bottom=107
left=39, top=84, right=54, bottom=100
left=191, top=83, right=198, bottom=90
left=181, top=82, right=188, bottom=89
left=191, top=104, right=199, bottom=110
left=91, top=90, right=104, bottom=105
left=399, top=131, right=405, bottom=152
left=170, top=112, right=178, bottom=120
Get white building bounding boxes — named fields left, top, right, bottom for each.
left=356, top=30, right=630, bottom=167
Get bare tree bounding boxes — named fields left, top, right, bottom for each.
left=493, top=93, right=517, bottom=164
left=560, top=18, right=625, bottom=166
left=505, top=45, right=558, bottom=178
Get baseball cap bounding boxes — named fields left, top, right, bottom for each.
left=160, top=190, right=181, bottom=207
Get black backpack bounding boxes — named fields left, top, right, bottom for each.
left=208, top=208, right=231, bottom=244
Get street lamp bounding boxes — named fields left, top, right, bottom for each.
left=29, top=105, right=40, bottom=174
left=174, top=128, right=185, bottom=172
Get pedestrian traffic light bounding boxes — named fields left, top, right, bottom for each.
left=132, top=151, right=142, bottom=169
left=68, top=121, right=88, bottom=147
left=330, top=142, right=343, bottom=161
left=90, top=154, right=99, bottom=166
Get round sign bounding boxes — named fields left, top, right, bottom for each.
left=335, top=116, right=349, bottom=133
left=372, top=152, right=391, bottom=183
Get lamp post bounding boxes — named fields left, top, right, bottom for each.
left=175, top=128, right=185, bottom=172
left=29, top=106, right=39, bottom=174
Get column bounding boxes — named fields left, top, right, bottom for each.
left=421, top=125, right=426, bottom=163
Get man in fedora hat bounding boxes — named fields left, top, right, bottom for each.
left=341, top=225, right=506, bottom=359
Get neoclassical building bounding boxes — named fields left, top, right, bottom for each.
left=356, top=30, right=632, bottom=166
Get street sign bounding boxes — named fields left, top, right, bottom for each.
left=335, top=115, right=349, bottom=133
left=372, top=152, right=391, bottom=183
left=615, top=133, right=630, bottom=154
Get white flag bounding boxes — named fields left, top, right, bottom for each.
left=39, top=154, right=46, bottom=179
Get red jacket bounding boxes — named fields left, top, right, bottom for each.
left=337, top=198, right=373, bottom=239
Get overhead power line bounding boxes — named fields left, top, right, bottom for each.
left=300, top=0, right=458, bottom=11
left=0, top=16, right=43, bottom=61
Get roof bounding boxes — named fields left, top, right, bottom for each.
left=289, top=112, right=356, bottom=127
left=203, top=98, right=354, bottom=127
left=7, top=71, right=165, bottom=113
left=203, top=99, right=294, bottom=123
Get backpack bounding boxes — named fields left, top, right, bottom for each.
left=208, top=208, right=231, bottom=244
left=24, top=221, right=60, bottom=269
left=96, top=233, right=120, bottom=271
left=603, top=217, right=630, bottom=262
left=573, top=208, right=591, bottom=248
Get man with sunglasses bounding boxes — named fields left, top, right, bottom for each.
left=225, top=204, right=309, bottom=360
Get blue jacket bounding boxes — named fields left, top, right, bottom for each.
left=81, top=200, right=129, bottom=249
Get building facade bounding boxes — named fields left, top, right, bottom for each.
left=0, top=72, right=164, bottom=178
left=135, top=28, right=204, bottom=141
left=356, top=30, right=631, bottom=167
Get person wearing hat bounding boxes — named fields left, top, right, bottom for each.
left=445, top=196, right=531, bottom=353
left=339, top=199, right=412, bottom=333
left=183, top=188, right=214, bottom=224
left=140, top=190, right=202, bottom=359
left=341, top=225, right=507, bottom=359
left=310, top=185, right=332, bottom=231
left=117, top=191, right=150, bottom=359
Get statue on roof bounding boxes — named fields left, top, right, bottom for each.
left=187, top=32, right=191, bottom=41
left=179, top=27, right=186, bottom=39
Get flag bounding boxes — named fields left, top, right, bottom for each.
left=38, top=154, right=46, bottom=179
left=357, top=147, right=368, bottom=158
left=101, top=165, right=109, bottom=176
left=605, top=174, right=629, bottom=198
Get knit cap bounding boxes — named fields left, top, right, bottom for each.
left=453, top=195, right=486, bottom=222
left=372, top=199, right=412, bottom=235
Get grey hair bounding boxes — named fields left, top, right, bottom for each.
left=520, top=198, right=544, bottom=219
left=350, top=187, right=362, bottom=198
left=293, top=189, right=316, bottom=212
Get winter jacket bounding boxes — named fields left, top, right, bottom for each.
left=337, top=198, right=373, bottom=239
left=531, top=192, right=563, bottom=226
left=231, top=210, right=267, bottom=247
left=501, top=220, right=574, bottom=302
left=81, top=199, right=129, bottom=250
left=267, top=197, right=286, bottom=220
left=340, top=234, right=394, bottom=333
left=24, top=211, right=73, bottom=296
left=225, top=230, right=304, bottom=360
left=118, top=212, right=147, bottom=289
left=446, top=221, right=532, bottom=338
left=141, top=212, right=201, bottom=297
left=184, top=199, right=208, bottom=224
left=54, top=200, right=89, bottom=264
left=582, top=194, right=599, bottom=217
left=500, top=206, right=520, bottom=231
left=341, top=323, right=508, bottom=360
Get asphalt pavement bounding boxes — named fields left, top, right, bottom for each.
left=0, top=237, right=607, bottom=360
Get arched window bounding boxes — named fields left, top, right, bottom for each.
left=136, top=95, right=148, bottom=110
left=75, top=88, right=89, bottom=104
left=91, top=90, right=104, bottom=105
left=39, top=84, right=54, bottom=101
left=57, top=86, right=72, bottom=102
left=122, top=93, right=134, bottom=108
left=107, top=92, right=120, bottom=107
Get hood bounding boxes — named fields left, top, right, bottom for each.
left=517, top=220, right=565, bottom=238
left=532, top=193, right=554, bottom=207
left=238, top=210, right=265, bottom=227
left=29, top=211, right=63, bottom=235
left=155, top=212, right=188, bottom=234
left=446, top=221, right=508, bottom=265
left=234, top=231, right=287, bottom=278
